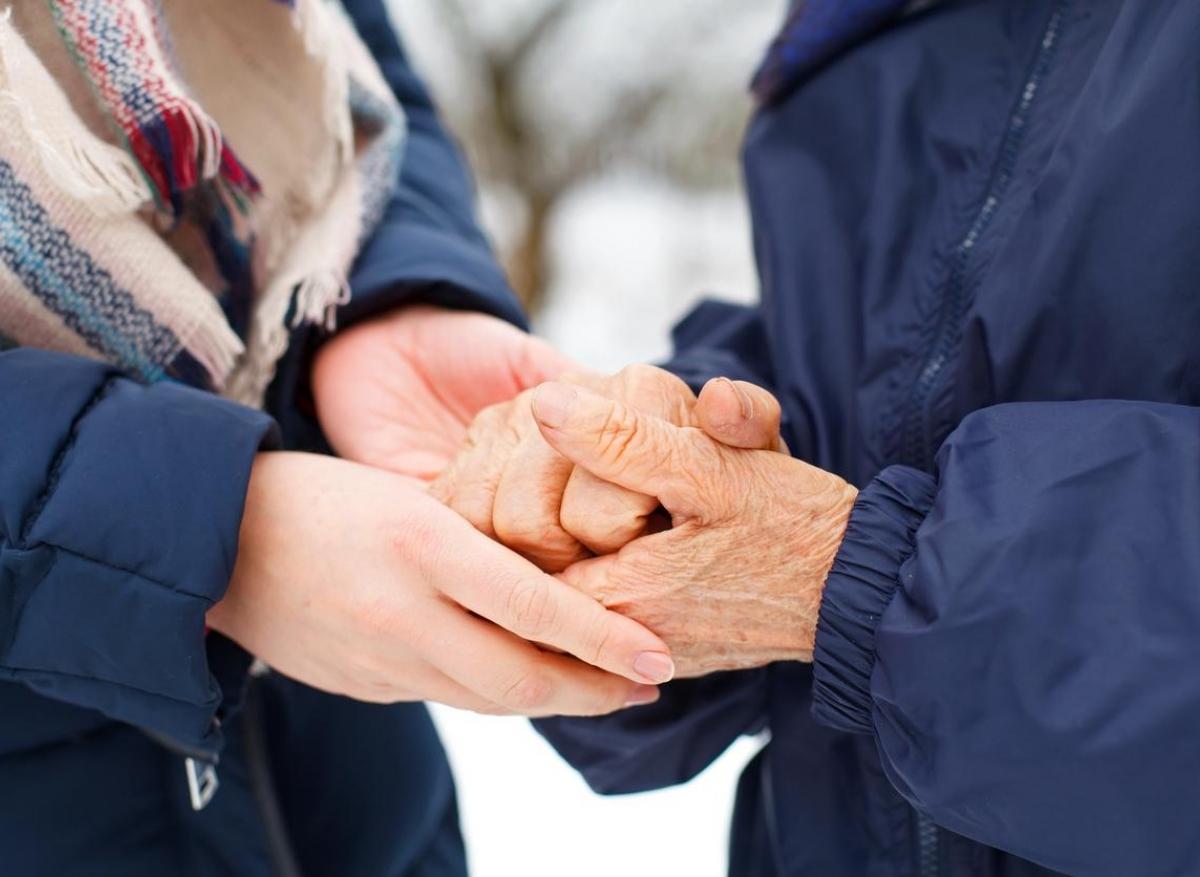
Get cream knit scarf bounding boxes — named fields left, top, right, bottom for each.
left=0, top=0, right=405, bottom=405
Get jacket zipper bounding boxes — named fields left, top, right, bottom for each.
left=917, top=814, right=940, bottom=877
left=902, top=6, right=1070, bottom=876
left=899, top=1, right=1069, bottom=472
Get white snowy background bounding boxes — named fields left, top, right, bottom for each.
left=385, top=2, right=785, bottom=874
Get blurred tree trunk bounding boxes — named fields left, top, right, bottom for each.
left=420, top=0, right=761, bottom=312
left=507, top=192, right=552, bottom=313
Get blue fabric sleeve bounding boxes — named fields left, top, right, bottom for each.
left=661, top=299, right=776, bottom=393
left=0, top=348, right=277, bottom=755
left=534, top=670, right=768, bottom=794
left=812, top=400, right=1200, bottom=875
left=339, top=0, right=524, bottom=330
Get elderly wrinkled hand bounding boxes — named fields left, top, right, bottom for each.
left=431, top=364, right=785, bottom=571
left=529, top=381, right=858, bottom=678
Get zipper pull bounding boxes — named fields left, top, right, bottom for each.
left=185, top=757, right=219, bottom=811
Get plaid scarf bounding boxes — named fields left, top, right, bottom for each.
left=752, top=0, right=921, bottom=105
left=0, top=0, right=404, bottom=405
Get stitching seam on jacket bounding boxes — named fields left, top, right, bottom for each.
left=0, top=663, right=221, bottom=712
left=25, top=540, right=213, bottom=603
left=18, top=374, right=118, bottom=545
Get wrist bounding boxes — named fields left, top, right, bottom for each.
left=207, top=451, right=281, bottom=637
left=784, top=469, right=859, bottom=662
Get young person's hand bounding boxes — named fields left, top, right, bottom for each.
left=207, top=452, right=674, bottom=715
left=312, top=305, right=575, bottom=480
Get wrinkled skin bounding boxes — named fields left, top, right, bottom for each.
left=532, top=381, right=858, bottom=677
left=432, top=364, right=786, bottom=571
left=432, top=365, right=697, bottom=570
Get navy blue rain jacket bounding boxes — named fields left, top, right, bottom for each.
left=538, top=2, right=1200, bottom=875
left=0, top=2, right=522, bottom=874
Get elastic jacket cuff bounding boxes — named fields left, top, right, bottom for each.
left=811, top=464, right=935, bottom=734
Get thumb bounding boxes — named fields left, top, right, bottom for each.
left=531, top=382, right=716, bottom=516
left=695, top=378, right=786, bottom=452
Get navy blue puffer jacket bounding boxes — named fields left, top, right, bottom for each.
left=538, top=2, right=1200, bottom=875
left=0, top=2, right=522, bottom=874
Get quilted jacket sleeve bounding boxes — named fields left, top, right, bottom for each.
left=812, top=400, right=1200, bottom=875
left=0, top=349, right=276, bottom=756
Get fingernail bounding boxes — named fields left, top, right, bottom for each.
left=633, top=651, right=675, bottom=684
left=729, top=380, right=754, bottom=420
left=532, top=382, right=578, bottom=429
left=624, top=685, right=660, bottom=707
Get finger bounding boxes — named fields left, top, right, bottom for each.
left=492, top=434, right=590, bottom=572
left=411, top=667, right=517, bottom=715
left=560, top=466, right=658, bottom=555
left=359, top=666, right=516, bottom=716
left=429, top=404, right=521, bottom=537
left=531, top=382, right=718, bottom=517
left=554, top=551, right=620, bottom=601
left=438, top=525, right=675, bottom=685
left=560, top=365, right=694, bottom=554
left=436, top=610, right=662, bottom=717
left=695, top=378, right=786, bottom=452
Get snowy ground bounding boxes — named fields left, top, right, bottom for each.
left=430, top=709, right=764, bottom=877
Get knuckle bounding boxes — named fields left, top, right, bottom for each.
left=559, top=497, right=602, bottom=541
left=495, top=515, right=576, bottom=564
left=503, top=577, right=557, bottom=636
left=583, top=681, right=628, bottom=716
left=561, top=498, right=643, bottom=552
left=620, top=364, right=694, bottom=420
left=398, top=515, right=449, bottom=590
left=462, top=406, right=503, bottom=448
left=352, top=653, right=406, bottom=697
left=589, top=621, right=615, bottom=667
left=476, top=400, right=511, bottom=427
left=674, top=427, right=721, bottom=491
left=560, top=370, right=594, bottom=387
left=500, top=669, right=555, bottom=712
left=493, top=484, right=565, bottom=548
left=618, top=362, right=658, bottom=388
left=595, top=405, right=641, bottom=467
left=472, top=400, right=527, bottom=445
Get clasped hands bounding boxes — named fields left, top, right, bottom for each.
left=209, top=307, right=857, bottom=719
left=431, top=366, right=858, bottom=678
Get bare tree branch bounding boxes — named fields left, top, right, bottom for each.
left=427, top=0, right=483, bottom=63
left=503, top=0, right=597, bottom=68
